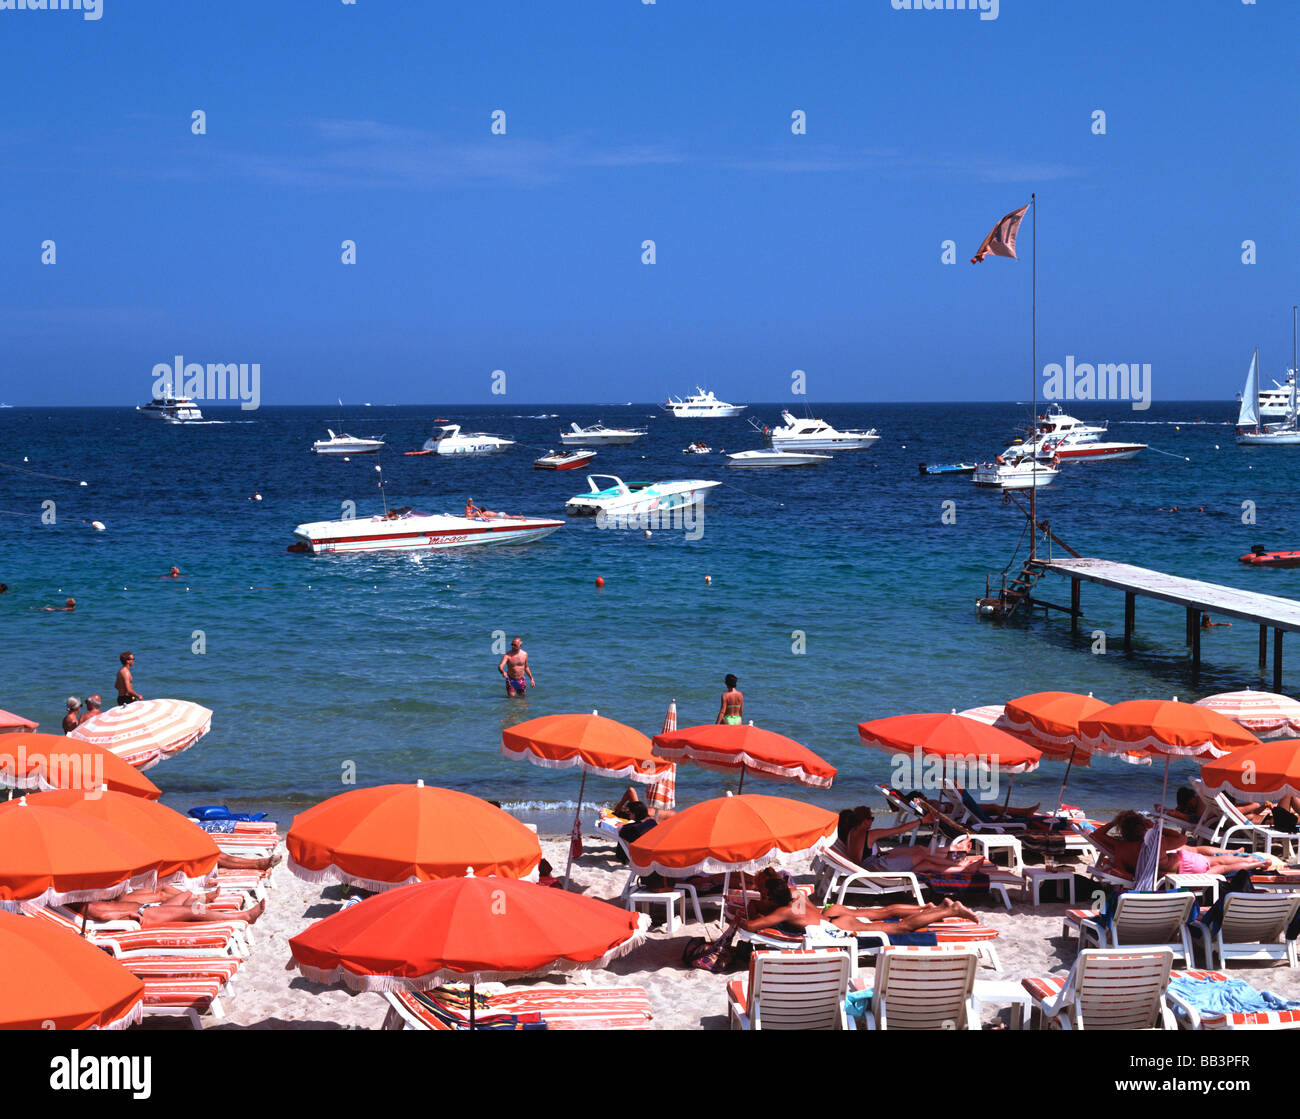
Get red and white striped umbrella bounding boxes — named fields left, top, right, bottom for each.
left=648, top=701, right=677, bottom=812
left=68, top=699, right=212, bottom=771
left=0, top=709, right=38, bottom=734
left=1194, top=690, right=1300, bottom=740
left=956, top=705, right=1008, bottom=728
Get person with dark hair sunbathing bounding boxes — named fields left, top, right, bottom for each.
left=841, top=806, right=1003, bottom=877
left=741, top=877, right=977, bottom=938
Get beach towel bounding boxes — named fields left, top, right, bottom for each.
left=1167, top=974, right=1300, bottom=1017
left=845, top=987, right=873, bottom=1024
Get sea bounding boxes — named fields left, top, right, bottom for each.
left=3, top=400, right=1295, bottom=832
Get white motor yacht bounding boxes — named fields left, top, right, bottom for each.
left=289, top=505, right=563, bottom=554
left=421, top=424, right=515, bottom=455
left=725, top=449, right=830, bottom=468
left=1004, top=405, right=1146, bottom=462
left=1259, top=369, right=1297, bottom=419
left=760, top=411, right=879, bottom=451
left=137, top=396, right=204, bottom=423
left=972, top=454, right=1060, bottom=489
left=663, top=388, right=746, bottom=418
left=558, top=422, right=646, bottom=446
left=312, top=429, right=385, bottom=455
left=564, top=474, right=719, bottom=517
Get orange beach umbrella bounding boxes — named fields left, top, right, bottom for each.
left=24, top=790, right=220, bottom=886
left=287, top=782, right=542, bottom=892
left=1201, top=738, right=1300, bottom=804
left=0, top=708, right=38, bottom=734
left=0, top=799, right=162, bottom=907
left=652, top=723, right=837, bottom=791
left=1077, top=699, right=1260, bottom=761
left=289, top=874, right=647, bottom=993
left=627, top=794, right=837, bottom=877
left=0, top=733, right=160, bottom=800
left=0, top=911, right=144, bottom=1030
left=857, top=712, right=1042, bottom=774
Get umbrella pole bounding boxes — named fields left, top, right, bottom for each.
left=1056, top=748, right=1077, bottom=815
left=1003, top=775, right=1015, bottom=811
left=563, top=769, right=587, bottom=889
left=470, top=981, right=476, bottom=1032
left=738, top=762, right=745, bottom=795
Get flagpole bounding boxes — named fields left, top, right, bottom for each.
left=1029, top=192, right=1037, bottom=561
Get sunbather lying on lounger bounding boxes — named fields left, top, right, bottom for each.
left=1084, top=811, right=1292, bottom=878
left=1162, top=844, right=1291, bottom=876
left=742, top=878, right=978, bottom=937
left=71, top=893, right=265, bottom=927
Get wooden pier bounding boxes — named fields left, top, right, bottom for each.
left=1032, top=557, right=1300, bottom=690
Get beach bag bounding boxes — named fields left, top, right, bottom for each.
left=1273, top=805, right=1299, bottom=833
left=682, top=922, right=750, bottom=973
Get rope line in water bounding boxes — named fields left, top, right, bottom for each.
left=0, top=461, right=88, bottom=485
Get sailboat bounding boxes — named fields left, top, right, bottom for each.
left=1237, top=309, right=1300, bottom=446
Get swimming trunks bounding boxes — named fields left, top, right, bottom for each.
left=116, top=695, right=136, bottom=707
left=1178, top=847, right=1212, bottom=874
left=505, top=677, right=528, bottom=695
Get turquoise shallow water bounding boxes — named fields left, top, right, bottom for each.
left=2, top=401, right=1295, bottom=828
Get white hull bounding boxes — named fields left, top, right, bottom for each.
left=422, top=424, right=514, bottom=455
left=313, top=430, right=384, bottom=455
left=292, top=510, right=563, bottom=554
left=666, top=404, right=746, bottom=418
left=726, top=450, right=830, bottom=467
left=1049, top=443, right=1145, bottom=462
left=559, top=424, right=645, bottom=446
left=768, top=433, right=878, bottom=451
left=972, top=463, right=1060, bottom=489
left=1237, top=430, right=1300, bottom=446
left=138, top=399, right=203, bottom=423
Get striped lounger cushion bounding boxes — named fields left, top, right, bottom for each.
left=1021, top=975, right=1067, bottom=1003
left=488, top=987, right=654, bottom=1029
left=22, top=903, right=239, bottom=953
left=121, top=957, right=240, bottom=985
left=139, top=977, right=221, bottom=1011
left=1171, top=970, right=1300, bottom=1030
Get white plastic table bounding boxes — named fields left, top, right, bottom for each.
left=1020, top=866, right=1076, bottom=908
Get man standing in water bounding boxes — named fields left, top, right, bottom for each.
left=115, top=651, right=143, bottom=706
left=498, top=637, right=536, bottom=697
left=716, top=673, right=743, bottom=725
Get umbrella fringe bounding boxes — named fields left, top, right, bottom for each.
left=651, top=749, right=834, bottom=788
left=630, top=834, right=834, bottom=878
left=98, top=1001, right=145, bottom=1030
left=501, top=748, right=668, bottom=783
left=1, top=878, right=142, bottom=910
left=291, top=923, right=650, bottom=993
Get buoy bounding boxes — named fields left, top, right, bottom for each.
left=79, top=481, right=87, bottom=487
left=595, top=576, right=605, bottom=588
left=705, top=575, right=712, bottom=585
left=644, top=530, right=651, bottom=538
left=91, top=521, right=105, bottom=532
left=1214, top=444, right=1220, bottom=450
left=252, top=493, right=262, bottom=501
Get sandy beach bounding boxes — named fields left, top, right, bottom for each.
left=190, top=830, right=1300, bottom=1031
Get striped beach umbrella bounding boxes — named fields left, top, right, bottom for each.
left=69, top=698, right=212, bottom=771
left=647, top=701, right=678, bottom=812
left=1195, top=690, right=1300, bottom=740
left=653, top=723, right=836, bottom=791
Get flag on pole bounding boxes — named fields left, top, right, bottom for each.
left=970, top=203, right=1030, bottom=264
left=648, top=700, right=678, bottom=811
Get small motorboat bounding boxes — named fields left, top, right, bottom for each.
left=534, top=449, right=597, bottom=471
left=420, top=424, right=515, bottom=455
left=1239, top=545, right=1300, bottom=568
left=683, top=442, right=711, bottom=455
left=759, top=411, right=879, bottom=451
left=564, top=474, right=719, bottom=517
left=919, top=462, right=977, bottom=476
left=726, top=449, right=830, bottom=468
left=559, top=422, right=646, bottom=446
left=290, top=505, right=564, bottom=554
left=972, top=454, right=1060, bottom=489
left=312, top=429, right=385, bottom=455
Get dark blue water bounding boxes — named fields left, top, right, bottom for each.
left=2, top=401, right=1293, bottom=826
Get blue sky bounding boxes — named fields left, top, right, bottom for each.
left=0, top=0, right=1296, bottom=405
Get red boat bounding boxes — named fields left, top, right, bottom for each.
left=1240, top=546, right=1300, bottom=568
left=533, top=449, right=597, bottom=471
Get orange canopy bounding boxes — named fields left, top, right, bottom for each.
left=857, top=713, right=1042, bottom=774
left=287, top=782, right=542, bottom=892
left=1202, top=738, right=1300, bottom=803
left=25, top=790, right=220, bottom=885
left=0, top=708, right=38, bottom=733
left=652, top=724, right=836, bottom=789
left=1077, top=699, right=1261, bottom=760
left=0, top=733, right=160, bottom=800
left=1001, top=692, right=1109, bottom=766
left=0, top=799, right=162, bottom=905
left=501, top=713, right=672, bottom=783
left=627, top=793, right=837, bottom=876
left=289, top=874, right=647, bottom=990
left=0, top=911, right=143, bottom=1030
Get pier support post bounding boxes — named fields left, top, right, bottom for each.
left=1191, top=614, right=1201, bottom=678
left=1124, top=593, right=1135, bottom=651
left=1185, top=607, right=1197, bottom=647
left=1276, top=629, right=1284, bottom=693
left=1261, top=626, right=1269, bottom=674
left=1071, top=579, right=1080, bottom=634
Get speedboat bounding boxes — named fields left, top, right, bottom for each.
left=420, top=424, right=515, bottom=455
left=972, top=454, right=1060, bottom=489
left=312, top=429, right=385, bottom=455
left=1005, top=405, right=1146, bottom=462
left=726, top=449, right=830, bottom=468
left=663, top=388, right=746, bottom=418
left=683, top=442, right=711, bottom=455
left=919, top=462, right=977, bottom=476
left=137, top=396, right=203, bottom=423
left=289, top=505, right=563, bottom=554
left=558, top=422, right=646, bottom=446
left=534, top=449, right=596, bottom=470
left=1240, top=546, right=1300, bottom=568
left=564, top=474, right=720, bottom=517
left=759, top=411, right=879, bottom=451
